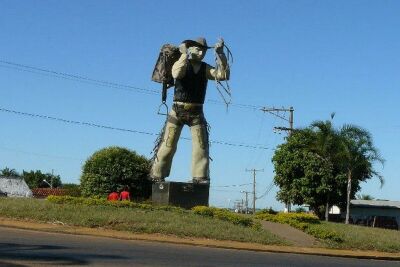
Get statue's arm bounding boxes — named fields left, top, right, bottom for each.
left=206, top=52, right=230, bottom=81
left=172, top=53, right=188, bottom=79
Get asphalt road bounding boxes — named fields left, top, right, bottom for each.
left=0, top=227, right=399, bottom=267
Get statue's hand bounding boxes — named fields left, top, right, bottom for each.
left=215, top=38, right=224, bottom=54
left=179, top=43, right=188, bottom=54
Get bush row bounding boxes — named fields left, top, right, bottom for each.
left=46, top=195, right=184, bottom=212
left=255, top=212, right=343, bottom=242
left=192, top=206, right=260, bottom=229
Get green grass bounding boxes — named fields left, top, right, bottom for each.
left=309, top=221, right=400, bottom=252
left=255, top=211, right=400, bottom=252
left=0, top=198, right=286, bottom=246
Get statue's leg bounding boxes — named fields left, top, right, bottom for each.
left=190, top=116, right=210, bottom=183
left=150, top=110, right=183, bottom=180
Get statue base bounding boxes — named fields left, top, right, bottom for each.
left=151, top=181, right=209, bottom=209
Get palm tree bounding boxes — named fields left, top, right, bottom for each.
left=310, top=115, right=342, bottom=221
left=338, top=125, right=384, bottom=224
left=0, top=167, right=20, bottom=177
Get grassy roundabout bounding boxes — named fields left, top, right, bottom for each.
left=0, top=197, right=285, bottom=246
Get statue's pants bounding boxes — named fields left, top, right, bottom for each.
left=151, top=106, right=209, bottom=181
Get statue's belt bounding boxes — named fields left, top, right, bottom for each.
left=173, top=102, right=203, bottom=112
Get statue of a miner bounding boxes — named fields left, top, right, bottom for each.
left=150, top=37, right=230, bottom=184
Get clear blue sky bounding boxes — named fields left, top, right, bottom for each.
left=1, top=0, right=399, bottom=210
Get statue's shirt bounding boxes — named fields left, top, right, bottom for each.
left=174, top=62, right=208, bottom=104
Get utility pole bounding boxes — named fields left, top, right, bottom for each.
left=240, top=190, right=251, bottom=214
left=245, top=169, right=264, bottom=214
left=260, top=106, right=294, bottom=135
left=51, top=169, right=54, bottom=189
left=261, top=106, right=294, bottom=212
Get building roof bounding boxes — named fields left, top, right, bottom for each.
left=351, top=199, right=400, bottom=209
left=31, top=188, right=68, bottom=198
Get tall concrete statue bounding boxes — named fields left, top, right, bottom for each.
left=150, top=37, right=230, bottom=184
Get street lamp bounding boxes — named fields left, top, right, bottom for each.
left=43, top=179, right=52, bottom=188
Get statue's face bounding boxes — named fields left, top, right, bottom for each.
left=188, top=46, right=206, bottom=61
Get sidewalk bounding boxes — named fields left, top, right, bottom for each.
left=0, top=217, right=399, bottom=261
left=260, top=220, right=318, bottom=247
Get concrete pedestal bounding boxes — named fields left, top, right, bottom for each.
left=151, top=181, right=209, bottom=209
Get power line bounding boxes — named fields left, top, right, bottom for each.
left=0, top=107, right=158, bottom=136
left=0, top=145, right=83, bottom=161
left=0, top=59, right=264, bottom=111
left=257, top=181, right=275, bottom=200
left=0, top=107, right=271, bottom=150
left=212, top=182, right=252, bottom=188
left=0, top=60, right=159, bottom=95
left=209, top=188, right=241, bottom=193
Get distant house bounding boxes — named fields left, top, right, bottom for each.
left=346, top=199, right=400, bottom=230
left=0, top=176, right=33, bottom=197
left=31, top=188, right=68, bottom=198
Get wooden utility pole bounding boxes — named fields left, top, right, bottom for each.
left=240, top=190, right=251, bottom=214
left=245, top=169, right=264, bottom=214
left=260, top=106, right=294, bottom=135
left=261, top=106, right=294, bottom=212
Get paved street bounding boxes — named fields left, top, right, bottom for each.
left=0, top=227, right=399, bottom=266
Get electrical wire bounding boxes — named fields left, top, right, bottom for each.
left=0, top=145, right=83, bottom=161
left=0, top=59, right=265, bottom=111
left=0, top=60, right=159, bottom=95
left=0, top=107, right=271, bottom=150
left=256, top=181, right=275, bottom=200
left=212, top=182, right=252, bottom=188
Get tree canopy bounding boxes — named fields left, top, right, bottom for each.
left=0, top=167, right=20, bottom=177
left=272, top=120, right=384, bottom=220
left=1, top=167, right=62, bottom=189
left=80, top=146, right=152, bottom=200
left=22, top=170, right=62, bottom=189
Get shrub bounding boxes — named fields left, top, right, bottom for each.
left=255, top=207, right=278, bottom=215
left=192, top=206, right=254, bottom=227
left=255, top=212, right=319, bottom=224
left=306, top=226, right=343, bottom=242
left=62, top=183, right=82, bottom=197
left=80, top=146, right=152, bottom=200
left=192, top=205, right=215, bottom=216
left=46, top=195, right=184, bottom=212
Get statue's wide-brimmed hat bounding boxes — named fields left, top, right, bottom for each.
left=182, top=37, right=211, bottom=49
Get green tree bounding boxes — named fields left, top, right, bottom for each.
left=80, top=146, right=151, bottom=200
left=310, top=117, right=346, bottom=221
left=272, top=129, right=335, bottom=218
left=22, top=170, right=62, bottom=189
left=0, top=167, right=20, bottom=177
left=272, top=121, right=383, bottom=221
left=338, top=125, right=384, bottom=224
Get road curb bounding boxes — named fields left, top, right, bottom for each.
left=0, top=218, right=399, bottom=261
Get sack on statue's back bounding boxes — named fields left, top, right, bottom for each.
left=151, top=44, right=181, bottom=88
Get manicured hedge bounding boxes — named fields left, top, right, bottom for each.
left=192, top=206, right=260, bottom=229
